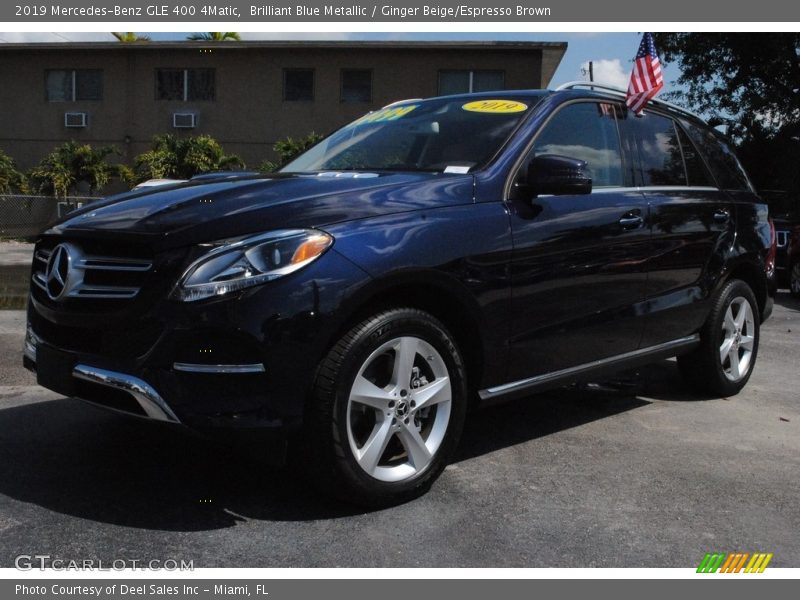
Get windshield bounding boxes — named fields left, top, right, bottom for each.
left=281, top=96, right=540, bottom=173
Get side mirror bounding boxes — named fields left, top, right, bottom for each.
left=526, top=154, right=592, bottom=197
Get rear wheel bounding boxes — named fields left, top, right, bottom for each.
left=305, top=308, right=467, bottom=507
left=678, top=279, right=760, bottom=397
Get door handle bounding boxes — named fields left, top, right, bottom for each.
left=619, top=212, right=644, bottom=230
left=713, top=209, right=731, bottom=223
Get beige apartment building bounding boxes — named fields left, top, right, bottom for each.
left=0, top=40, right=567, bottom=170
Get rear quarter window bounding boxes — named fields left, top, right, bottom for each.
left=631, top=113, right=687, bottom=186
left=682, top=121, right=753, bottom=192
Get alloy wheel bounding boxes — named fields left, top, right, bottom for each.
left=346, top=336, right=452, bottom=482
left=719, top=296, right=755, bottom=382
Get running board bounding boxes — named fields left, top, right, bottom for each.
left=479, top=335, right=700, bottom=403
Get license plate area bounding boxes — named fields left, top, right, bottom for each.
left=35, top=344, right=76, bottom=397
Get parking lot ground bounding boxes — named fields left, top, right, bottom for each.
left=0, top=295, right=798, bottom=568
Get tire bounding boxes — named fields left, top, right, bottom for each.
left=678, top=279, right=760, bottom=397
left=790, top=262, right=800, bottom=298
left=304, top=308, right=468, bottom=507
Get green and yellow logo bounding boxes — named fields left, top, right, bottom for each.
left=697, top=552, right=773, bottom=573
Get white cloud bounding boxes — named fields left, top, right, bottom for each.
left=579, top=58, right=629, bottom=90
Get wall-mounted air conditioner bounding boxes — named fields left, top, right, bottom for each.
left=173, top=112, right=198, bottom=129
left=64, top=112, right=88, bottom=128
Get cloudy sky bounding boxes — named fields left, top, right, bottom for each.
left=0, top=31, right=668, bottom=91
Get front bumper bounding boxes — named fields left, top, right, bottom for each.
left=24, top=247, right=370, bottom=433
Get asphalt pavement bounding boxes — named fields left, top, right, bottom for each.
left=0, top=295, right=798, bottom=568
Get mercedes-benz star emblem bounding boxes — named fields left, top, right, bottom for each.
left=45, top=244, right=72, bottom=300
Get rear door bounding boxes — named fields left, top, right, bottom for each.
left=504, top=100, right=650, bottom=381
left=631, top=113, right=736, bottom=346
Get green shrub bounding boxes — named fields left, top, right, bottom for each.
left=134, top=134, right=245, bottom=182
left=258, top=132, right=323, bottom=173
left=0, top=149, right=27, bottom=194
left=27, top=141, right=125, bottom=197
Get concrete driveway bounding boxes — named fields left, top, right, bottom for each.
left=0, top=295, right=798, bottom=568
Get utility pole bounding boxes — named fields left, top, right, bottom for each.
left=582, top=61, right=595, bottom=83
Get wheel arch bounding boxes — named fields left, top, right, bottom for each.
left=719, top=257, right=768, bottom=321
left=328, top=270, right=489, bottom=395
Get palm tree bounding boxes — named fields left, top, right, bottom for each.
left=111, top=32, right=150, bottom=42
left=187, top=32, right=241, bottom=41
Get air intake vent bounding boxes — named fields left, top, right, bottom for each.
left=64, top=112, right=88, bottom=128
left=173, top=112, right=198, bottom=129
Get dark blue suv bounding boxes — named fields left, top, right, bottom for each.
left=25, top=84, right=774, bottom=505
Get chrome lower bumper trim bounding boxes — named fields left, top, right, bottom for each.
left=73, top=364, right=181, bottom=423
left=172, top=362, right=265, bottom=374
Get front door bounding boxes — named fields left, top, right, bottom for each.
left=505, top=100, right=650, bottom=382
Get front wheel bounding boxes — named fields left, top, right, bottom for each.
left=304, top=308, right=467, bottom=507
left=678, top=279, right=760, bottom=396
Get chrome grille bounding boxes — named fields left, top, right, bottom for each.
left=776, top=230, right=789, bottom=248
left=31, top=243, right=153, bottom=300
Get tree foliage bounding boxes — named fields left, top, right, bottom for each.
left=111, top=32, right=151, bottom=42
left=28, top=141, right=125, bottom=198
left=187, top=32, right=241, bottom=41
left=133, top=134, right=245, bottom=181
left=257, top=132, right=323, bottom=172
left=653, top=33, right=800, bottom=192
left=0, top=149, right=26, bottom=194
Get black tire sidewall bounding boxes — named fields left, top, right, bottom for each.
left=791, top=262, right=800, bottom=298
left=705, top=280, right=760, bottom=394
left=327, top=309, right=467, bottom=504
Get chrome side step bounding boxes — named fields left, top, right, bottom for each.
left=173, top=362, right=265, bottom=374
left=479, top=335, right=701, bottom=402
left=73, top=364, right=181, bottom=423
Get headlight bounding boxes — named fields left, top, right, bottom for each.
left=172, top=229, right=333, bottom=302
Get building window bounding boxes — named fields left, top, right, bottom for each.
left=341, top=69, right=372, bottom=103
left=438, top=70, right=505, bottom=95
left=283, top=69, right=314, bottom=101
left=156, top=68, right=215, bottom=101
left=45, top=69, right=102, bottom=102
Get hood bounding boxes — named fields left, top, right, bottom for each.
left=47, top=172, right=474, bottom=249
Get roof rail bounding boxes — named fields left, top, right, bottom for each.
left=554, top=81, right=704, bottom=122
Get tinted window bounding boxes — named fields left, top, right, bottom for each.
left=45, top=69, right=102, bottom=102
left=439, top=70, right=505, bottom=95
left=156, top=69, right=184, bottom=100
left=473, top=71, right=504, bottom=92
left=633, top=113, right=686, bottom=186
left=75, top=70, right=102, bottom=101
left=284, top=69, right=314, bottom=101
left=187, top=69, right=215, bottom=101
left=675, top=125, right=714, bottom=187
left=683, top=121, right=752, bottom=191
left=341, top=69, right=372, bottom=103
left=45, top=70, right=71, bottom=102
left=156, top=69, right=215, bottom=101
left=528, top=102, right=624, bottom=187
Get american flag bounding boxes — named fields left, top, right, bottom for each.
left=626, top=32, right=664, bottom=115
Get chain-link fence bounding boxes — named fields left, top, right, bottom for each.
left=0, top=195, right=96, bottom=239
